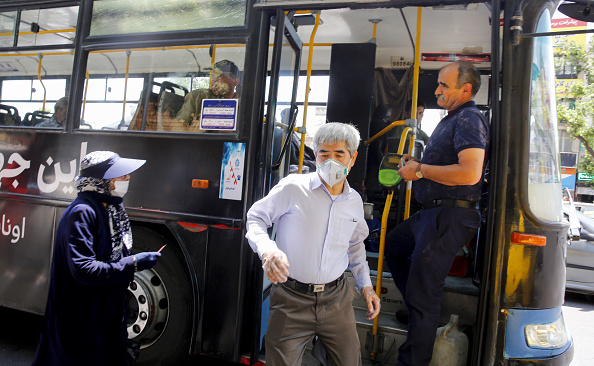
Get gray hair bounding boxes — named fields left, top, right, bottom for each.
left=451, top=61, right=481, bottom=96
left=313, top=122, right=360, bottom=157
left=55, top=96, right=68, bottom=111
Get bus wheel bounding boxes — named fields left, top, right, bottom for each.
left=127, top=227, right=193, bottom=365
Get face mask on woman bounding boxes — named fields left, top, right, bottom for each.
left=111, top=180, right=129, bottom=197
left=317, top=157, right=352, bottom=188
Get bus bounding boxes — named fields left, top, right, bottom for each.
left=0, top=0, right=577, bottom=365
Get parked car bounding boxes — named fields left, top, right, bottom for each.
left=565, top=208, right=594, bottom=295
left=573, top=202, right=594, bottom=220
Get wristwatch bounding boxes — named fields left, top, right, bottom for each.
left=415, top=163, right=423, bottom=179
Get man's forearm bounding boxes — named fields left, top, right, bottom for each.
left=421, top=162, right=483, bottom=186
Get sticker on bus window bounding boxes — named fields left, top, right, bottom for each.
left=200, top=99, right=238, bottom=131
left=220, top=142, right=245, bottom=201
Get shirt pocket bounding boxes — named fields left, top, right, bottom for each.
left=336, top=218, right=358, bottom=248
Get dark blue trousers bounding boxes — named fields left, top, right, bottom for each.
left=384, top=206, right=480, bottom=366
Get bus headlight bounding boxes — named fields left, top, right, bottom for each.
left=525, top=316, right=568, bottom=349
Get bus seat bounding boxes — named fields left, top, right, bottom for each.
left=128, top=91, right=159, bottom=131
left=157, top=88, right=186, bottom=131
left=0, top=104, right=21, bottom=126
left=23, top=110, right=52, bottom=126
left=128, top=81, right=188, bottom=131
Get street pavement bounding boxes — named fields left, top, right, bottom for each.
left=1, top=293, right=592, bottom=365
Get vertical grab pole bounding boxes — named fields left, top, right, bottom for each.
left=371, top=190, right=394, bottom=360
left=298, top=12, right=320, bottom=173
left=82, top=72, right=90, bottom=121
left=404, top=7, right=423, bottom=220
left=37, top=53, right=47, bottom=111
left=121, top=50, right=131, bottom=127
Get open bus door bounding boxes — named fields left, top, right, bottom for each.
left=248, top=10, right=303, bottom=364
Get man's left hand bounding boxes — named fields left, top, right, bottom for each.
left=398, top=159, right=421, bottom=181
left=361, top=286, right=381, bottom=319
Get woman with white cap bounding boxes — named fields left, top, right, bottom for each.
left=33, top=151, right=160, bottom=366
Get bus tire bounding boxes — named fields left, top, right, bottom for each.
left=128, top=226, right=193, bottom=366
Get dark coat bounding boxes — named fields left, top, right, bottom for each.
left=33, top=192, right=135, bottom=366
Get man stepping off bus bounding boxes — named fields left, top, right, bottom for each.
left=246, top=122, right=380, bottom=366
left=384, top=61, right=489, bottom=366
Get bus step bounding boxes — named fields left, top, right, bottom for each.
left=354, top=307, right=406, bottom=365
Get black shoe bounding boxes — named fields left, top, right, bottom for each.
left=395, top=309, right=409, bottom=325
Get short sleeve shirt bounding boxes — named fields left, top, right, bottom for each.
left=414, top=101, right=489, bottom=203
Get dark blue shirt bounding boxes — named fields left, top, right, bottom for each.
left=414, top=101, right=489, bottom=203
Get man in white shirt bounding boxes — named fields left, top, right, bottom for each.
left=246, top=122, right=380, bottom=366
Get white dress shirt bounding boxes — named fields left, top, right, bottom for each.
left=246, top=172, right=372, bottom=290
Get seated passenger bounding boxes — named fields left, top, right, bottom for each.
left=387, top=99, right=429, bottom=154
left=174, top=60, right=240, bottom=129
left=36, top=97, right=68, bottom=128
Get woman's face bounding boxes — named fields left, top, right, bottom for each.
left=110, top=174, right=130, bottom=191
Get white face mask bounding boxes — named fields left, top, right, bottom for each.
left=317, top=158, right=352, bottom=188
left=111, top=180, right=129, bottom=197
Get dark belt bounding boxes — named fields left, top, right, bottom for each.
left=422, top=198, right=478, bottom=210
left=283, top=274, right=344, bottom=294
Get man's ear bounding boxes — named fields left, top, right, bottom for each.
left=350, top=151, right=358, bottom=167
left=461, top=83, right=473, bottom=96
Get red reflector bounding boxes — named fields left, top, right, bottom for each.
left=511, top=232, right=546, bottom=246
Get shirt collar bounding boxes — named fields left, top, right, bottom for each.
left=447, top=100, right=476, bottom=116
left=311, top=172, right=352, bottom=199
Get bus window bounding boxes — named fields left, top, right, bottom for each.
left=527, top=8, right=563, bottom=222
left=81, top=44, right=245, bottom=132
left=89, top=0, right=247, bottom=36
left=0, top=5, right=77, bottom=128
left=17, top=7, right=77, bottom=47
left=0, top=51, right=73, bottom=127
left=0, top=11, right=17, bottom=48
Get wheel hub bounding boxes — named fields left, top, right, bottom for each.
left=126, top=269, right=169, bottom=348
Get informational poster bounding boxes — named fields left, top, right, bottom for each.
left=220, top=142, right=245, bottom=200
left=200, top=99, right=238, bottom=131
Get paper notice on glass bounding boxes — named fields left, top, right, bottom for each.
left=200, top=99, right=238, bottom=131
left=220, top=142, right=245, bottom=200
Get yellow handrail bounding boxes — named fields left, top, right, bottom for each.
left=37, top=54, right=47, bottom=111
left=298, top=12, right=320, bottom=174
left=0, top=27, right=76, bottom=37
left=371, top=189, right=393, bottom=345
left=121, top=50, right=131, bottom=125
left=404, top=7, right=423, bottom=221
left=82, top=72, right=89, bottom=120
left=371, top=7, right=423, bottom=361
left=364, top=120, right=405, bottom=146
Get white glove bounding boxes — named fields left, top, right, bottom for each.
left=262, top=249, right=290, bottom=284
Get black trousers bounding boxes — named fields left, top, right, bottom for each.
left=384, top=206, right=480, bottom=366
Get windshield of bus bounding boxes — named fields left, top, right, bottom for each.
left=90, top=0, right=247, bottom=36
left=527, top=8, right=563, bottom=222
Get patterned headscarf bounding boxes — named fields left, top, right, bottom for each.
left=75, top=151, right=132, bottom=262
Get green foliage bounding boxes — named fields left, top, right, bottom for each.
left=557, top=38, right=594, bottom=177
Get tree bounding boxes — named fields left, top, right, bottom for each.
left=556, top=38, right=594, bottom=176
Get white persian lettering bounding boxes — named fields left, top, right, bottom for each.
left=1, top=215, right=25, bottom=244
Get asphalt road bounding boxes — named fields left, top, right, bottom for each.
left=1, top=293, right=592, bottom=365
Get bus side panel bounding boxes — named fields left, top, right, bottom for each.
left=0, top=132, right=245, bottom=220
left=201, top=225, right=245, bottom=360
left=0, top=201, right=56, bottom=314
left=503, top=225, right=567, bottom=309
left=166, top=220, right=208, bottom=354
